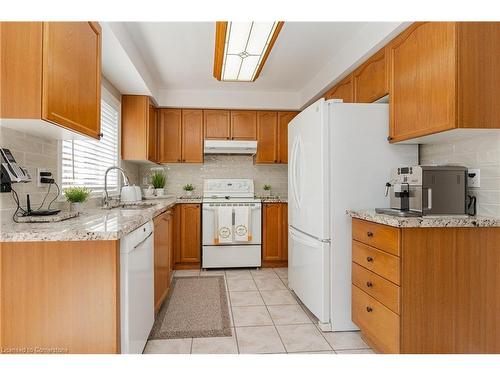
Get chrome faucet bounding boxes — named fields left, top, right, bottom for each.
left=103, top=166, right=130, bottom=208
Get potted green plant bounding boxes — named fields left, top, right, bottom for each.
left=63, top=186, right=91, bottom=213
left=263, top=184, right=272, bottom=197
left=151, top=170, right=166, bottom=197
left=183, top=183, right=195, bottom=197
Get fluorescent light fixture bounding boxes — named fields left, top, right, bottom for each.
left=213, top=21, right=284, bottom=82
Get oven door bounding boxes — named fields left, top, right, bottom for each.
left=202, top=203, right=262, bottom=245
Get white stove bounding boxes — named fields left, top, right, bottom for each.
left=202, top=179, right=262, bottom=268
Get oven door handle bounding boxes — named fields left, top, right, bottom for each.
left=427, top=188, right=432, bottom=210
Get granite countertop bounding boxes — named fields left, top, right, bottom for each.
left=258, top=196, right=288, bottom=203
left=347, top=209, right=500, bottom=228
left=0, top=197, right=203, bottom=242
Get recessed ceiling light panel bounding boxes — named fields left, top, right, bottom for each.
left=213, top=21, right=284, bottom=82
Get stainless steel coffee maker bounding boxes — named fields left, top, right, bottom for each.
left=376, top=166, right=468, bottom=217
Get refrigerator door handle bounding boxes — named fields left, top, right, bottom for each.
left=290, top=225, right=331, bottom=244
left=290, top=137, right=301, bottom=208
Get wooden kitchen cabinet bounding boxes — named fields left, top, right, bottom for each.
left=353, top=46, right=389, bottom=103
left=179, top=204, right=202, bottom=264
left=262, top=203, right=288, bottom=267
left=388, top=22, right=500, bottom=142
left=231, top=110, right=257, bottom=140
left=277, top=112, right=298, bottom=164
left=121, top=95, right=158, bottom=162
left=0, top=22, right=102, bottom=140
left=351, top=218, right=500, bottom=354
left=204, top=109, right=230, bottom=139
left=158, top=108, right=182, bottom=163
left=181, top=109, right=204, bottom=163
left=153, top=210, right=174, bottom=313
left=157, top=109, right=203, bottom=163
left=256, top=111, right=278, bottom=164
left=325, top=74, right=354, bottom=102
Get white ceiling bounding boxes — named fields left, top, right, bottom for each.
left=122, top=22, right=365, bottom=91
left=103, top=22, right=408, bottom=109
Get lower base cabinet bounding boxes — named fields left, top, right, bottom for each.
left=153, top=209, right=174, bottom=313
left=262, top=202, right=288, bottom=267
left=351, top=218, right=500, bottom=354
left=172, top=203, right=201, bottom=269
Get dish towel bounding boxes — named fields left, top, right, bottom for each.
left=216, top=206, right=233, bottom=244
left=234, top=206, right=252, bottom=242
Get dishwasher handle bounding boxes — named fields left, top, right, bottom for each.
left=133, top=232, right=153, bottom=250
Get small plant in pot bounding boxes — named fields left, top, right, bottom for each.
left=263, top=184, right=272, bottom=197
left=183, top=184, right=195, bottom=197
left=151, top=171, right=166, bottom=197
left=64, top=186, right=91, bottom=213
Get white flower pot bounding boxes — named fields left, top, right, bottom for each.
left=70, top=202, right=83, bottom=213
left=185, top=190, right=193, bottom=197
left=155, top=188, right=165, bottom=197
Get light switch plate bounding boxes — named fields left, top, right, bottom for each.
left=467, top=169, right=480, bottom=188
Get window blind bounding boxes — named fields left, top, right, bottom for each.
left=61, top=89, right=120, bottom=194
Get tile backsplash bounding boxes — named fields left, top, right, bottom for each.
left=139, top=155, right=288, bottom=198
left=0, top=127, right=60, bottom=212
left=419, top=133, right=500, bottom=217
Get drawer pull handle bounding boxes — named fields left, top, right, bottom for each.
left=367, top=231, right=374, bottom=237
left=366, top=281, right=373, bottom=288
left=366, top=306, right=373, bottom=313
left=366, top=256, right=374, bottom=262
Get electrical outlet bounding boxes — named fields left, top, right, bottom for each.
left=467, top=169, right=480, bottom=188
left=37, top=168, right=52, bottom=187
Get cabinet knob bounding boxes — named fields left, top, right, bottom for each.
left=177, top=159, right=181, bottom=162
left=366, top=256, right=374, bottom=262
left=366, top=281, right=373, bottom=288
left=366, top=306, right=373, bottom=313
left=98, top=133, right=104, bottom=139
left=367, top=231, right=373, bottom=237
left=387, top=136, right=393, bottom=142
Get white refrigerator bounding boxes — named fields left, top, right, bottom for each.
left=287, top=98, right=417, bottom=331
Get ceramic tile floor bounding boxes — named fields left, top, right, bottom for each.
left=143, top=267, right=375, bottom=354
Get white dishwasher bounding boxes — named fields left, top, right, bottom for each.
left=120, top=221, right=154, bottom=354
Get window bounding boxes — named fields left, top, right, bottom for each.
left=61, top=88, right=120, bottom=195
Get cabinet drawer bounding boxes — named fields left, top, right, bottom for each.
left=352, top=240, right=400, bottom=285
left=352, top=285, right=400, bottom=353
left=352, top=218, right=400, bottom=256
left=352, top=262, right=400, bottom=314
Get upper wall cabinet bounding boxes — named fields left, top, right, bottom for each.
left=158, top=109, right=203, bottom=163
left=230, top=110, right=257, bottom=140
left=121, top=95, right=158, bottom=162
left=353, top=46, right=389, bottom=103
left=0, top=22, right=102, bottom=140
left=389, top=22, right=500, bottom=143
left=256, top=111, right=298, bottom=164
left=325, top=74, right=354, bottom=103
left=204, top=109, right=230, bottom=139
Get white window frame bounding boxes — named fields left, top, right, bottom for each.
left=58, top=86, right=122, bottom=198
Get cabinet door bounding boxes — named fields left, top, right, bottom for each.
left=158, top=109, right=182, bottom=163
left=353, top=47, right=389, bottom=103
left=262, top=203, right=282, bottom=261
left=281, top=204, right=288, bottom=261
left=204, top=109, right=230, bottom=139
left=172, top=204, right=182, bottom=265
left=166, top=211, right=174, bottom=288
left=256, top=111, right=278, bottom=164
left=325, top=74, right=354, bottom=102
left=42, top=22, right=101, bottom=139
left=389, top=22, right=457, bottom=142
left=121, top=95, right=148, bottom=161
left=231, top=110, right=257, bottom=140
left=277, top=112, right=298, bottom=164
left=180, top=204, right=201, bottom=263
left=147, top=102, right=158, bottom=162
left=154, top=212, right=169, bottom=312
left=181, top=109, right=204, bottom=163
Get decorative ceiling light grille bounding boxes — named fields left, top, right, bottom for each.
left=213, top=21, right=284, bottom=82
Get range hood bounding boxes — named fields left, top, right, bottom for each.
left=204, top=140, right=257, bottom=155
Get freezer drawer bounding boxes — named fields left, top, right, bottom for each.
left=202, top=245, right=262, bottom=268
left=288, top=226, right=330, bottom=323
